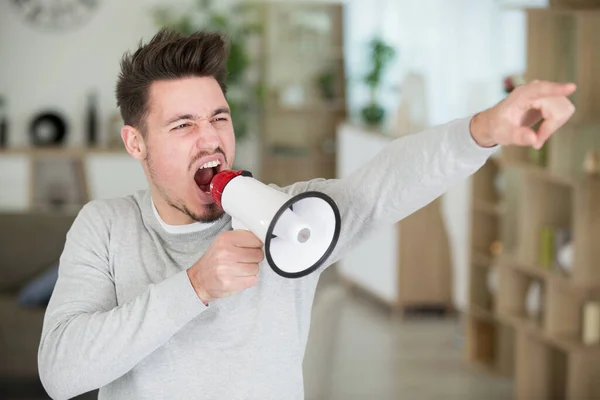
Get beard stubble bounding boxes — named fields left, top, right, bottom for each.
left=146, top=149, right=225, bottom=223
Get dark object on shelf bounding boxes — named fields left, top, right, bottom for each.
left=361, top=103, right=385, bottom=126
left=86, top=91, right=98, bottom=146
left=0, top=117, right=6, bottom=149
left=0, top=95, right=6, bottom=148
left=29, top=112, right=68, bottom=146
left=0, top=120, right=6, bottom=148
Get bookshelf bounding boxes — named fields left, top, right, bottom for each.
left=258, top=2, right=346, bottom=186
left=466, top=6, right=600, bottom=399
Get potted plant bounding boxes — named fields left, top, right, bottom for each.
left=361, top=37, right=396, bottom=127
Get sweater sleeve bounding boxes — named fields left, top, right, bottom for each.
left=38, top=201, right=208, bottom=400
left=278, top=116, right=497, bottom=267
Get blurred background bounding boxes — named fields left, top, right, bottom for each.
left=1, top=0, right=600, bottom=399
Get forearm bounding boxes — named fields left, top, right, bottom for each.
left=282, top=116, right=497, bottom=265
left=38, top=270, right=206, bottom=399
left=342, top=116, right=496, bottom=223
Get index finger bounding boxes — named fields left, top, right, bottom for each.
left=522, top=80, right=577, bottom=100
left=230, top=230, right=264, bottom=248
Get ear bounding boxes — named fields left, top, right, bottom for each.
left=121, top=125, right=147, bottom=160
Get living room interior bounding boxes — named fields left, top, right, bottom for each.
left=1, top=0, right=600, bottom=399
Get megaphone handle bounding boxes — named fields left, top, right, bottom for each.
left=231, top=218, right=266, bottom=251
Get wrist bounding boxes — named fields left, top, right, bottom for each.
left=470, top=111, right=497, bottom=148
left=186, top=269, right=212, bottom=305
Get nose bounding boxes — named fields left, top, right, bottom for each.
left=195, top=123, right=220, bottom=152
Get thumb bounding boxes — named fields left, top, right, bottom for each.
left=511, top=126, right=538, bottom=147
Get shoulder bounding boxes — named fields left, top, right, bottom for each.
left=73, top=190, right=148, bottom=232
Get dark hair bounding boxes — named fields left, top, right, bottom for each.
left=116, top=28, right=229, bottom=134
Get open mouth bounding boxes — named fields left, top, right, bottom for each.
left=194, top=159, right=222, bottom=195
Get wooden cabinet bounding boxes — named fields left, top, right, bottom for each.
left=0, top=148, right=146, bottom=212
left=335, top=123, right=453, bottom=312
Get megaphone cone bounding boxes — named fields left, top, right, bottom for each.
left=210, top=170, right=341, bottom=278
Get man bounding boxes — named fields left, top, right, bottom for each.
left=38, top=29, right=575, bottom=399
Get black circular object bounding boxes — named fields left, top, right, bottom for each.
left=29, top=112, right=68, bottom=146
left=264, top=191, right=342, bottom=279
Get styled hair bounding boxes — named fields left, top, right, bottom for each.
left=115, top=28, right=229, bottom=134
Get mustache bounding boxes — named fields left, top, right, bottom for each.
left=188, top=147, right=227, bottom=172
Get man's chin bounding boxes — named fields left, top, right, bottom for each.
left=188, top=203, right=225, bottom=223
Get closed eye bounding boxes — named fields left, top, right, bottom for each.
left=172, top=123, right=191, bottom=130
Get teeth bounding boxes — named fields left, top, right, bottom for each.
left=199, top=160, right=221, bottom=169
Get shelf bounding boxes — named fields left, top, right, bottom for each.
left=271, top=102, right=346, bottom=113
left=498, top=311, right=600, bottom=354
left=499, top=254, right=549, bottom=280
left=0, top=147, right=127, bottom=156
left=469, top=304, right=498, bottom=323
left=466, top=306, right=515, bottom=377
left=472, top=252, right=496, bottom=268
left=473, top=199, right=505, bottom=215
left=499, top=253, right=600, bottom=295
left=266, top=95, right=346, bottom=114
left=468, top=6, right=600, bottom=397
left=499, top=158, right=578, bottom=188
left=522, top=6, right=600, bottom=15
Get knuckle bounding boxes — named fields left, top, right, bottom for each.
left=247, top=263, right=258, bottom=274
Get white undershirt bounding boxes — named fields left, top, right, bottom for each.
left=151, top=197, right=214, bottom=234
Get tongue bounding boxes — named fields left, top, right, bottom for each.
left=195, top=168, right=216, bottom=192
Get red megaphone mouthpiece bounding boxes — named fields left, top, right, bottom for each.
left=209, top=170, right=253, bottom=209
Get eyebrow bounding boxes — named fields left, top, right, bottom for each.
left=163, top=107, right=231, bottom=127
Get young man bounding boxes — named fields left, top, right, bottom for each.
left=38, top=29, right=575, bottom=399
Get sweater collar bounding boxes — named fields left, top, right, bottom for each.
left=138, top=189, right=231, bottom=243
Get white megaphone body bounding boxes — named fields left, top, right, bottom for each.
left=209, top=170, right=341, bottom=278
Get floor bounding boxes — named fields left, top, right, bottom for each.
left=2, top=267, right=514, bottom=400
left=302, top=267, right=514, bottom=400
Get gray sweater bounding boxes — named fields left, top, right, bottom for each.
left=38, top=117, right=495, bottom=399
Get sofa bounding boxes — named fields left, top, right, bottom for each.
left=0, top=211, right=76, bottom=393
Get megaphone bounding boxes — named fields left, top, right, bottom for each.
left=209, top=170, right=341, bottom=278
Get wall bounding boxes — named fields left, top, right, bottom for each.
left=0, top=0, right=531, bottom=310
left=0, top=0, right=260, bottom=170
left=0, top=0, right=159, bottom=148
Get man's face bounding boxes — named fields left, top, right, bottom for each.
left=141, top=76, right=235, bottom=223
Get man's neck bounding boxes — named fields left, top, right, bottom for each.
left=151, top=193, right=195, bottom=226
left=150, top=195, right=216, bottom=236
